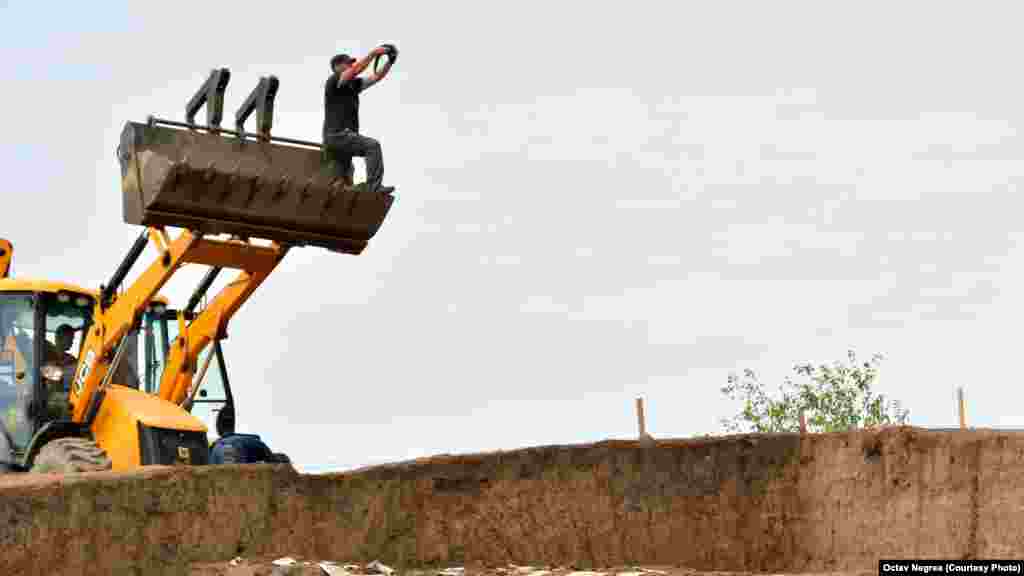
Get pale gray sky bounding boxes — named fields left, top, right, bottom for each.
left=3, top=1, right=1024, bottom=471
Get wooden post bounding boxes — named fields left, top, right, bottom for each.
left=958, top=387, right=966, bottom=430
left=636, top=397, right=646, bottom=438
left=799, top=410, right=807, bottom=434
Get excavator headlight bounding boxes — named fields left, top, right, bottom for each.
left=41, top=364, right=63, bottom=381
left=75, top=296, right=90, bottom=307
left=56, top=292, right=71, bottom=303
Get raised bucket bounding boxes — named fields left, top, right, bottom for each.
left=118, top=121, right=394, bottom=255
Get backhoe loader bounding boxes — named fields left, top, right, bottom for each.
left=0, top=69, right=393, bottom=472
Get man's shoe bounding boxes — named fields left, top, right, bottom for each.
left=377, top=185, right=395, bottom=195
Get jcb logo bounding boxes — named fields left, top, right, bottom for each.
left=74, top=350, right=96, bottom=395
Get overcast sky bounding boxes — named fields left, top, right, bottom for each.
left=3, top=1, right=1024, bottom=472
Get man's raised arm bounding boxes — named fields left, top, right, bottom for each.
left=338, top=46, right=392, bottom=86
left=362, top=46, right=398, bottom=90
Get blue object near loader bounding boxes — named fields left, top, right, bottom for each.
left=210, top=433, right=290, bottom=464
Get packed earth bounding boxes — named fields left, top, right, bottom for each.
left=2, top=427, right=1022, bottom=575
left=187, top=560, right=876, bottom=576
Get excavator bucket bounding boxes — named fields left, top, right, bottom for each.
left=117, top=121, right=394, bottom=255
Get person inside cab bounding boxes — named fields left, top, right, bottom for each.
left=42, top=324, right=76, bottom=421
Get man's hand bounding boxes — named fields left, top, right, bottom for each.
left=339, top=45, right=397, bottom=87
left=362, top=45, right=397, bottom=91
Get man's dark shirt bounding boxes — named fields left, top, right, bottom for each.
left=323, top=74, right=364, bottom=136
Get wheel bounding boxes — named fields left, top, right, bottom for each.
left=30, top=437, right=112, bottom=473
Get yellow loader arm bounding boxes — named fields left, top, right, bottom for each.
left=156, top=237, right=289, bottom=406
left=69, top=229, right=288, bottom=421
left=68, top=229, right=289, bottom=419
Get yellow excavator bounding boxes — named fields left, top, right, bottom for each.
left=0, top=69, right=393, bottom=472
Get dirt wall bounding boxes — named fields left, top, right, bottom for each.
left=1, top=427, right=1022, bottom=575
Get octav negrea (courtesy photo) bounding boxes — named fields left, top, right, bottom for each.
left=881, top=562, right=1024, bottom=574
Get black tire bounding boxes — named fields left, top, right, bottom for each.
left=30, top=437, right=112, bottom=473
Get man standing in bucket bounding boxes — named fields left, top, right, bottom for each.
left=323, top=45, right=398, bottom=195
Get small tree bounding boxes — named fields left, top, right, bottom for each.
left=720, top=350, right=909, bottom=434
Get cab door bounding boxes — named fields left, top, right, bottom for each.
left=0, top=294, right=39, bottom=451
left=187, top=342, right=235, bottom=441
left=142, top=308, right=235, bottom=440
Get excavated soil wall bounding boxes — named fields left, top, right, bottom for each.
left=1, top=427, right=1023, bottom=575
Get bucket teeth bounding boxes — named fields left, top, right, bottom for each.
left=322, top=189, right=337, bottom=213
left=227, top=161, right=242, bottom=184
left=202, top=161, right=217, bottom=183
left=221, top=162, right=242, bottom=201
left=243, top=175, right=259, bottom=208
left=299, top=178, right=315, bottom=204
left=272, top=176, right=290, bottom=203
left=166, top=161, right=184, bottom=189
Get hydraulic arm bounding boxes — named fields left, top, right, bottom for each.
left=68, top=228, right=288, bottom=423
left=156, top=238, right=289, bottom=406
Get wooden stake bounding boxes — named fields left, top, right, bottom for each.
left=636, top=397, right=646, bottom=438
left=958, top=387, right=966, bottom=430
left=799, top=410, right=807, bottom=434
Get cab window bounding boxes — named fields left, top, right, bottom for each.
left=43, top=295, right=91, bottom=366
left=41, top=292, right=96, bottom=422
left=190, top=342, right=230, bottom=438
left=142, top=310, right=232, bottom=438
left=0, top=295, right=36, bottom=450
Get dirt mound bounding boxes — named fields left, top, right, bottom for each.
left=0, top=427, right=1021, bottom=575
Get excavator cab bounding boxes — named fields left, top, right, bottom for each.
left=0, top=286, right=104, bottom=461
left=0, top=290, right=91, bottom=444
left=0, top=283, right=160, bottom=469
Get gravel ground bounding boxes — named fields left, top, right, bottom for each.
left=188, top=559, right=876, bottom=576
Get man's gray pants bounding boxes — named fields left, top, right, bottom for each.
left=323, top=130, right=384, bottom=193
